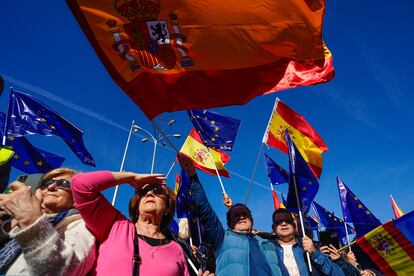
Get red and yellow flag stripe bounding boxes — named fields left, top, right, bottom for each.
left=180, top=129, right=230, bottom=177
left=263, top=99, right=327, bottom=178
left=357, top=221, right=414, bottom=275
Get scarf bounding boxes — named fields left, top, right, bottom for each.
left=0, top=209, right=70, bottom=273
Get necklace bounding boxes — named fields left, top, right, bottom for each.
left=140, top=234, right=163, bottom=258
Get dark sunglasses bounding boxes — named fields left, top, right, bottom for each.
left=138, top=185, right=164, bottom=197
left=274, top=214, right=294, bottom=226
left=40, top=179, right=71, bottom=189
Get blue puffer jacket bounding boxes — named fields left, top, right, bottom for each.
left=191, top=175, right=281, bottom=276
left=274, top=240, right=345, bottom=276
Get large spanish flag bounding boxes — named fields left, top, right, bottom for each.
left=67, top=0, right=333, bottom=119
left=179, top=129, right=230, bottom=177
left=263, top=98, right=327, bottom=178
left=356, top=211, right=414, bottom=275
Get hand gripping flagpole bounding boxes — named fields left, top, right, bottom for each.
left=112, top=120, right=135, bottom=206
left=245, top=143, right=264, bottom=204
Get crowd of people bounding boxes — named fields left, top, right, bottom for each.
left=0, top=155, right=384, bottom=275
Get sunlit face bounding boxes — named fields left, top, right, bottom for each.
left=230, top=206, right=252, bottom=233
left=274, top=221, right=296, bottom=242
left=39, top=173, right=74, bottom=214
left=137, top=184, right=167, bottom=217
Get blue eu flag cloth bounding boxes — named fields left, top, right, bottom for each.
left=312, top=201, right=355, bottom=245
left=187, top=109, right=241, bottom=151
left=285, top=132, right=319, bottom=214
left=263, top=153, right=288, bottom=185
left=176, top=168, right=192, bottom=219
left=6, top=90, right=95, bottom=166
left=0, top=112, right=65, bottom=174
left=337, top=177, right=381, bottom=237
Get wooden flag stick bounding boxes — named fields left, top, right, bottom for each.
left=338, top=241, right=356, bottom=252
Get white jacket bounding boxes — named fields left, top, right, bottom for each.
left=5, top=213, right=96, bottom=276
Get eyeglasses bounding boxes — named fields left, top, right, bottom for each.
left=137, top=186, right=164, bottom=197
left=40, top=179, right=71, bottom=189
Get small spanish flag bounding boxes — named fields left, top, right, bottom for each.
left=272, top=190, right=285, bottom=210
left=179, top=129, right=230, bottom=177
left=356, top=211, right=414, bottom=275
left=263, top=98, right=327, bottom=178
left=390, top=194, right=404, bottom=219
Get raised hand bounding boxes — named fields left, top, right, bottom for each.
left=302, top=235, right=315, bottom=255
left=0, top=181, right=42, bottom=229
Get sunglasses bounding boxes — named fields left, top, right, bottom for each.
left=137, top=185, right=164, bottom=197
left=274, top=214, right=295, bottom=226
left=40, top=178, right=71, bottom=189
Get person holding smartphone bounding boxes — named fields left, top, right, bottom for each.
left=0, top=168, right=96, bottom=275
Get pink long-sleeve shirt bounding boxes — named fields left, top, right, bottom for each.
left=71, top=171, right=189, bottom=276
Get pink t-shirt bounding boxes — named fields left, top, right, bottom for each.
left=71, top=171, right=189, bottom=276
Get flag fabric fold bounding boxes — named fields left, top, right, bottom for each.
left=6, top=90, right=95, bottom=167
left=337, top=177, right=381, bottom=237
left=390, top=195, right=404, bottom=219
left=312, top=201, right=355, bottom=245
left=67, top=0, right=332, bottom=119
left=272, top=190, right=285, bottom=210
left=0, top=112, right=65, bottom=174
left=263, top=98, right=327, bottom=178
left=187, top=109, right=241, bottom=151
left=285, top=132, right=319, bottom=214
left=356, top=210, right=414, bottom=275
left=179, top=129, right=230, bottom=177
left=263, top=153, right=288, bottom=185
left=176, top=168, right=192, bottom=219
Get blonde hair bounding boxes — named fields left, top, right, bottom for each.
left=128, top=186, right=176, bottom=231
left=42, top=168, right=78, bottom=181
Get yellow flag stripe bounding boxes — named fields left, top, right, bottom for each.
left=268, top=113, right=324, bottom=167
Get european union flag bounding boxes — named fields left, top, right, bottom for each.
left=0, top=112, right=65, bottom=174
left=176, top=168, right=192, bottom=219
left=6, top=90, right=95, bottom=166
left=187, top=109, right=241, bottom=151
left=263, top=153, right=288, bottom=185
left=312, top=201, right=355, bottom=245
left=337, top=177, right=381, bottom=237
left=285, top=132, right=319, bottom=214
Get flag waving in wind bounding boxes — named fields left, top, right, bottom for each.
left=337, top=177, right=381, bottom=237
left=263, top=98, right=327, bottom=178
left=312, top=201, right=355, bottom=245
left=179, top=129, right=230, bottom=177
left=6, top=90, right=95, bottom=166
left=390, top=195, right=404, bottom=219
left=187, top=109, right=241, bottom=151
left=67, top=0, right=333, bottom=119
left=263, top=153, right=288, bottom=185
left=285, top=132, right=319, bottom=214
left=0, top=112, right=65, bottom=174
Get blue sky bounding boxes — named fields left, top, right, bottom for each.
left=1, top=1, right=413, bottom=232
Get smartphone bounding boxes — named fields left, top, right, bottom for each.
left=329, top=234, right=340, bottom=249
left=9, top=173, right=44, bottom=192
left=319, top=231, right=331, bottom=247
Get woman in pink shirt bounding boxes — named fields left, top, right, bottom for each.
left=71, top=170, right=190, bottom=276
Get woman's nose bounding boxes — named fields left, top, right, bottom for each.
left=47, top=183, right=58, bottom=191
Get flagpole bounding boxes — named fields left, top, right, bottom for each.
left=2, top=87, right=13, bottom=146
left=165, top=160, right=176, bottom=179
left=206, top=148, right=226, bottom=194
left=245, top=143, right=264, bottom=204
left=344, top=221, right=351, bottom=252
left=336, top=176, right=351, bottom=252
left=292, top=175, right=313, bottom=272
left=112, top=120, right=135, bottom=206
